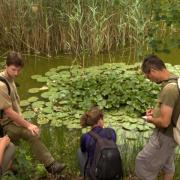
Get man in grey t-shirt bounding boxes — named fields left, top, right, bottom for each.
left=135, top=55, right=178, bottom=180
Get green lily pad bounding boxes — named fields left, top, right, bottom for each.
left=28, top=88, right=40, bottom=94
left=42, top=107, right=53, bottom=114
left=28, top=96, right=38, bottom=103
left=129, top=118, right=138, bottom=123
left=31, top=75, right=42, bottom=80
left=45, top=102, right=53, bottom=107
left=20, top=100, right=30, bottom=107
left=45, top=71, right=58, bottom=77
left=36, top=76, right=49, bottom=83
left=67, top=124, right=81, bottom=129
left=122, top=123, right=136, bottom=130
left=31, top=101, right=45, bottom=109
left=74, top=113, right=81, bottom=119
left=39, top=86, right=49, bottom=91
left=137, top=125, right=148, bottom=132
left=56, top=112, right=69, bottom=118
left=50, top=119, right=63, bottom=127
left=23, top=110, right=36, bottom=119
left=37, top=115, right=50, bottom=125
left=41, top=92, right=52, bottom=99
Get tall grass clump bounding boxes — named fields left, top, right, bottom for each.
left=0, top=0, right=179, bottom=58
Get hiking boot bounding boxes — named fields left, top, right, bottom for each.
left=46, top=161, right=66, bottom=174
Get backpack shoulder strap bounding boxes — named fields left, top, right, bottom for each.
left=163, top=77, right=180, bottom=95
left=0, top=76, right=11, bottom=95
left=162, top=77, right=178, bottom=83
left=88, top=131, right=101, bottom=141
left=177, top=77, right=180, bottom=94
left=171, top=77, right=180, bottom=127
left=0, top=76, right=11, bottom=119
left=84, top=130, right=101, bottom=177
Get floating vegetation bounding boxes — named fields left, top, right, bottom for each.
left=31, top=101, right=45, bottom=109
left=20, top=100, right=30, bottom=107
left=28, top=88, right=40, bottom=94
left=21, top=63, right=180, bottom=155
left=23, top=110, right=36, bottom=119
left=31, top=75, right=42, bottom=80
left=28, top=96, right=39, bottom=103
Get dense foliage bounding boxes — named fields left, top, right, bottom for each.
left=0, top=0, right=179, bottom=57
left=20, top=63, right=180, bottom=128
left=68, top=63, right=159, bottom=112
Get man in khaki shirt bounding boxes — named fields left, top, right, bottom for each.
left=0, top=51, right=66, bottom=175
left=135, top=55, right=178, bottom=180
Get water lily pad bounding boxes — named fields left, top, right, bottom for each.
left=129, top=118, right=138, bottom=123
left=48, top=93, right=59, bottom=101
left=31, top=75, right=42, bottom=80
left=148, top=123, right=155, bottom=129
left=45, top=71, right=58, bottom=77
left=74, top=113, right=81, bottom=119
left=39, top=86, right=49, bottom=91
left=45, top=102, right=53, bottom=107
left=37, top=115, right=50, bottom=125
left=42, top=107, right=53, bottom=114
left=49, top=87, right=59, bottom=92
left=31, top=101, right=45, bottom=109
left=36, top=76, right=49, bottom=83
left=41, top=92, right=52, bottom=99
left=59, top=101, right=69, bottom=105
left=28, top=96, right=38, bottom=103
left=20, top=100, right=30, bottom=107
left=28, top=88, right=40, bottom=94
left=137, top=125, right=148, bottom=132
left=56, top=112, right=69, bottom=118
left=23, top=110, right=36, bottom=119
left=66, top=122, right=81, bottom=129
left=56, top=66, right=71, bottom=71
left=122, top=123, right=136, bottom=130
left=50, top=119, right=63, bottom=127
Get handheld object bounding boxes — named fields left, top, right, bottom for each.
left=142, top=116, right=148, bottom=121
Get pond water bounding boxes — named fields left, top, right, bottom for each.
left=13, top=49, right=180, bottom=99
left=0, top=50, right=179, bottom=175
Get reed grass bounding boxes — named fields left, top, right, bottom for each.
left=0, top=0, right=178, bottom=58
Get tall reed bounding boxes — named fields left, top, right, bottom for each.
left=0, top=0, right=178, bottom=58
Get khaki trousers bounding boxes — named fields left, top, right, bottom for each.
left=3, top=123, right=54, bottom=167
left=135, top=130, right=176, bottom=180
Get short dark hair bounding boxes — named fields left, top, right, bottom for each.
left=6, top=51, right=24, bottom=67
left=141, top=54, right=166, bottom=74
